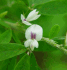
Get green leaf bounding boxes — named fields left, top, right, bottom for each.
left=0, top=29, right=12, bottom=43
left=7, top=0, right=28, bottom=20
left=14, top=53, right=41, bottom=70
left=0, top=25, right=6, bottom=35
left=7, top=56, right=17, bottom=70
left=0, top=0, right=16, bottom=8
left=30, top=53, right=41, bottom=70
left=36, top=1, right=67, bottom=15
left=49, top=24, right=60, bottom=39
left=0, top=43, right=26, bottom=61
left=14, top=54, right=30, bottom=70
left=12, top=30, right=21, bottom=44
left=28, top=0, right=52, bottom=7
left=0, top=11, right=8, bottom=18
left=0, top=59, right=10, bottom=70
left=46, top=50, right=67, bottom=70
left=0, top=57, right=17, bottom=70
left=23, top=0, right=29, bottom=6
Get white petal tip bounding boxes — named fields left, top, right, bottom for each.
left=21, top=14, right=25, bottom=20
left=30, top=40, right=39, bottom=49
left=23, top=21, right=32, bottom=26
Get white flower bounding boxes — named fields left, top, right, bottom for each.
left=24, top=24, right=43, bottom=51
left=24, top=39, right=38, bottom=51
left=21, top=9, right=41, bottom=25
left=25, top=24, right=43, bottom=41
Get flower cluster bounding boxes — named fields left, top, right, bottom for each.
left=21, top=9, right=43, bottom=51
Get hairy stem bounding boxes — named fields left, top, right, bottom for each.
left=42, top=37, right=67, bottom=54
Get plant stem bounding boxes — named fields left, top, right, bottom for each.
left=4, top=21, right=25, bottom=33
left=42, top=37, right=67, bottom=54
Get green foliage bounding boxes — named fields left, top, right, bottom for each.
left=32, top=15, right=65, bottom=37
left=12, top=30, right=21, bottom=44
left=0, top=30, right=12, bottom=43
left=36, top=1, right=67, bottom=15
left=14, top=54, right=30, bottom=70
left=0, top=0, right=67, bottom=70
left=7, top=56, right=17, bottom=70
left=34, top=41, right=57, bottom=52
left=49, top=24, right=60, bottom=39
left=14, top=53, right=40, bottom=70
left=0, top=11, right=8, bottom=18
left=0, top=25, right=6, bottom=34
left=7, top=0, right=28, bottom=20
left=0, top=59, right=10, bottom=70
left=0, top=43, right=26, bottom=61
left=0, top=56, right=17, bottom=70
left=30, top=53, right=41, bottom=70
left=28, top=0, right=52, bottom=7
left=0, top=19, right=10, bottom=28
left=46, top=50, right=67, bottom=70
left=28, top=0, right=66, bottom=7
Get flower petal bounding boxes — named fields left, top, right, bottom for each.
left=30, top=39, right=38, bottom=48
left=27, top=14, right=41, bottom=21
left=26, top=9, right=39, bottom=21
left=21, top=14, right=25, bottom=21
left=24, top=39, right=32, bottom=47
left=30, top=39, right=38, bottom=51
left=25, top=24, right=43, bottom=41
left=23, top=21, right=32, bottom=25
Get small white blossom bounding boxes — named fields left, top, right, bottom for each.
left=24, top=24, right=43, bottom=51
left=21, top=9, right=41, bottom=25
left=24, top=39, right=38, bottom=51
left=25, top=24, right=43, bottom=41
